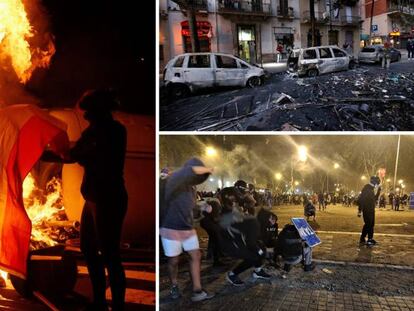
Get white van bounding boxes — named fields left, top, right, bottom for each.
left=163, top=52, right=265, bottom=98
left=287, top=45, right=356, bottom=77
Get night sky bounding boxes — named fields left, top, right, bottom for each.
left=160, top=135, right=414, bottom=193
left=27, top=0, right=155, bottom=115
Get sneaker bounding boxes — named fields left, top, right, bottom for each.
left=304, top=263, right=316, bottom=272
left=359, top=239, right=366, bottom=245
left=170, top=284, right=181, bottom=300
left=191, top=289, right=215, bottom=302
left=226, top=272, right=244, bottom=286
left=252, top=268, right=271, bottom=280
left=367, top=239, right=377, bottom=246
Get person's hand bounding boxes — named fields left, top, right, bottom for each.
left=192, top=166, right=214, bottom=175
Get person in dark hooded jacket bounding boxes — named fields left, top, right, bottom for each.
left=358, top=176, right=381, bottom=246
left=159, top=158, right=215, bottom=302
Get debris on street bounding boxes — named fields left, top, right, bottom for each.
left=160, top=63, right=414, bottom=131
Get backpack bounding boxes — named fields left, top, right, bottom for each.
left=159, top=177, right=168, bottom=227
left=278, top=224, right=303, bottom=259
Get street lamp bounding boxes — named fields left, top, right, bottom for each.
left=334, top=163, right=340, bottom=169
left=361, top=175, right=367, bottom=181
left=298, top=146, right=308, bottom=162
left=205, top=146, right=217, bottom=158
left=290, top=145, right=308, bottom=195
left=294, top=181, right=300, bottom=186
left=275, top=173, right=282, bottom=180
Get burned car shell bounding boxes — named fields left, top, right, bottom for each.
left=358, top=45, right=401, bottom=64
left=288, top=45, right=354, bottom=77
left=163, top=52, right=265, bottom=93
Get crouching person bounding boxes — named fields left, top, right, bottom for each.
left=218, top=191, right=271, bottom=286
left=275, top=224, right=315, bottom=273
left=199, top=198, right=224, bottom=267
left=304, top=197, right=316, bottom=221
left=160, top=158, right=215, bottom=302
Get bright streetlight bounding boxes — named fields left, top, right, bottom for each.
left=361, top=175, right=367, bottom=181
left=398, top=179, right=404, bottom=184
left=334, top=163, right=340, bottom=169
left=205, top=146, right=217, bottom=158
left=275, top=173, right=282, bottom=180
left=294, top=181, right=299, bottom=186
left=297, top=145, right=308, bottom=162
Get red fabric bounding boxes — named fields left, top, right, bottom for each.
left=1, top=115, right=68, bottom=278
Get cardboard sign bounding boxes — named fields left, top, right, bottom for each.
left=291, top=218, right=321, bottom=248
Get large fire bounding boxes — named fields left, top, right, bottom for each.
left=23, top=173, right=64, bottom=248
left=0, top=0, right=55, bottom=83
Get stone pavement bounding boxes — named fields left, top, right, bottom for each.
left=159, top=256, right=414, bottom=311
left=160, top=205, right=414, bottom=310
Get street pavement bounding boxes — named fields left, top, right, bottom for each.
left=0, top=252, right=155, bottom=310
left=159, top=205, right=414, bottom=310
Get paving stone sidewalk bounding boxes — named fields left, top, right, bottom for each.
left=159, top=257, right=414, bottom=311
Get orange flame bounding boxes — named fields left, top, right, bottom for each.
left=23, top=173, right=64, bottom=248
left=0, top=0, right=55, bottom=83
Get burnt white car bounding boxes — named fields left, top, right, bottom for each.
left=288, top=45, right=356, bottom=77
left=163, top=52, right=265, bottom=98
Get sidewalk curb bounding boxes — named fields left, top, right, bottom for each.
left=313, top=259, right=414, bottom=270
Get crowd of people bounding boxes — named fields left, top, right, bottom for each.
left=160, top=159, right=409, bottom=303
left=159, top=158, right=316, bottom=302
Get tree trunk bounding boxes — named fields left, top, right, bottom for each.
left=310, top=0, right=316, bottom=47
left=188, top=9, right=200, bottom=53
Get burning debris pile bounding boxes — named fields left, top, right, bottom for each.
left=0, top=0, right=55, bottom=106
left=23, top=173, right=79, bottom=250
left=160, top=67, right=414, bottom=131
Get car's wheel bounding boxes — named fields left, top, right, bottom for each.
left=349, top=61, right=356, bottom=69
left=169, top=84, right=190, bottom=99
left=307, top=68, right=318, bottom=77
left=247, top=76, right=262, bottom=88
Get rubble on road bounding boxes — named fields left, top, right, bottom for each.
left=160, top=66, right=414, bottom=131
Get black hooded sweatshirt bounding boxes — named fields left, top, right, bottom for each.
left=162, top=158, right=209, bottom=230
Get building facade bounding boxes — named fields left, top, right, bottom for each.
left=159, top=0, right=364, bottom=69
left=362, top=0, right=414, bottom=48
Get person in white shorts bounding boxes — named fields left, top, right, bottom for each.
left=160, top=158, right=215, bottom=302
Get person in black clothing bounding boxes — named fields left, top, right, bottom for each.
left=358, top=176, right=381, bottom=246
left=257, top=209, right=278, bottom=265
left=304, top=197, right=316, bottom=221
left=218, top=183, right=271, bottom=286
left=42, top=89, right=128, bottom=310
left=200, top=198, right=224, bottom=266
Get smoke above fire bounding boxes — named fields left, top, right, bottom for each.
left=0, top=0, right=55, bottom=106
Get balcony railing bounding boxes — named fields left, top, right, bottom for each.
left=218, top=0, right=271, bottom=15
left=388, top=4, right=414, bottom=15
left=302, top=11, right=361, bottom=25
left=338, top=15, right=361, bottom=25
left=277, top=6, right=295, bottom=18
left=302, top=11, right=329, bottom=23
left=183, top=0, right=208, bottom=11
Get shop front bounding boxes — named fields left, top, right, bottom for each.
left=237, top=25, right=257, bottom=63
left=181, top=20, right=213, bottom=53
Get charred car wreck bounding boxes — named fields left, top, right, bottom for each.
left=288, top=45, right=356, bottom=77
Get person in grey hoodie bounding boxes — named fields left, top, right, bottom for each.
left=160, top=158, right=214, bottom=302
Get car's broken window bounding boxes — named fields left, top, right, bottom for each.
left=173, top=56, right=185, bottom=67
left=188, top=55, right=211, bottom=68
left=303, top=49, right=317, bottom=60
left=332, top=48, right=346, bottom=57
left=216, top=55, right=238, bottom=69
left=319, top=48, right=332, bottom=59
left=361, top=48, right=375, bottom=53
